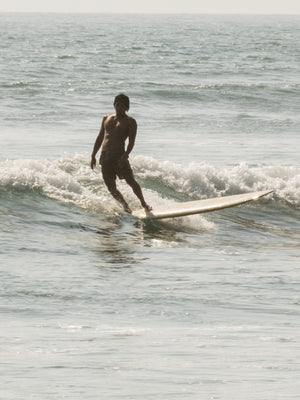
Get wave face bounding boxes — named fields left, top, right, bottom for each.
left=0, top=155, right=298, bottom=211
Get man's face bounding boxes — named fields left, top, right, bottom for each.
left=114, top=100, right=128, bottom=113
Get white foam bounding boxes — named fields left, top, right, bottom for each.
left=0, top=154, right=298, bottom=222
left=0, top=155, right=117, bottom=214
left=132, top=156, right=300, bottom=206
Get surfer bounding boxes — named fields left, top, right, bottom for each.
left=90, top=93, right=152, bottom=214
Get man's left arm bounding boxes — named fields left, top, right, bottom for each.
left=122, top=118, right=137, bottom=161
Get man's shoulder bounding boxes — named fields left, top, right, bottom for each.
left=102, top=114, right=114, bottom=124
left=127, top=115, right=137, bottom=126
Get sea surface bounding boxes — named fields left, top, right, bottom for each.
left=0, top=13, right=299, bottom=400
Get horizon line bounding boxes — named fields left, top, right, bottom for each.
left=1, top=11, right=300, bottom=15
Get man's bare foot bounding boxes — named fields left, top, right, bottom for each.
left=123, top=203, right=132, bottom=214
left=142, top=203, right=152, bottom=212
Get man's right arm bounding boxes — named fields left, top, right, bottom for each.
left=91, top=116, right=106, bottom=170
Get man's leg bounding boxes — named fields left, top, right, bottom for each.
left=102, top=168, right=132, bottom=213
left=125, top=175, right=152, bottom=211
left=117, top=160, right=152, bottom=212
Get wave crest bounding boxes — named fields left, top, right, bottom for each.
left=0, top=155, right=299, bottom=211
left=133, top=156, right=299, bottom=206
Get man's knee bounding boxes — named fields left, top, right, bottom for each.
left=125, top=175, right=138, bottom=188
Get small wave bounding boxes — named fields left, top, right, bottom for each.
left=58, top=324, right=148, bottom=337
left=0, top=155, right=298, bottom=216
left=55, top=54, right=76, bottom=59
left=1, top=81, right=32, bottom=88
left=0, top=155, right=115, bottom=214
left=133, top=156, right=299, bottom=207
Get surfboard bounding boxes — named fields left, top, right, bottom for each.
left=132, top=190, right=273, bottom=220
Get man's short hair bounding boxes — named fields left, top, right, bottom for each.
left=114, top=93, right=130, bottom=111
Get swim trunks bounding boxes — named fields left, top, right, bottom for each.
left=100, top=151, right=133, bottom=181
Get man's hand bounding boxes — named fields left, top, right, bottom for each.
left=90, top=155, right=96, bottom=170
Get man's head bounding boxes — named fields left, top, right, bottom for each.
left=114, top=93, right=130, bottom=112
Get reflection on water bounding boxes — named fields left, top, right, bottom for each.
left=93, top=223, right=141, bottom=266
left=89, top=198, right=299, bottom=269
left=91, top=215, right=186, bottom=267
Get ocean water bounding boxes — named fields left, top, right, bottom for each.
left=1, top=13, right=299, bottom=400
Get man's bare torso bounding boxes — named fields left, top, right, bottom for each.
left=102, top=114, right=133, bottom=154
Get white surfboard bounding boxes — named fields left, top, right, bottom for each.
left=132, top=190, right=273, bottom=220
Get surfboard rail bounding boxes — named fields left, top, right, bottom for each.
left=132, top=190, right=273, bottom=220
